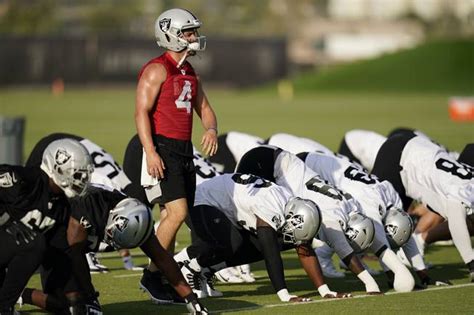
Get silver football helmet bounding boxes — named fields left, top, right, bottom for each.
left=40, top=139, right=93, bottom=198
left=282, top=197, right=322, bottom=245
left=344, top=213, right=375, bottom=253
left=104, top=198, right=154, bottom=249
left=155, top=8, right=206, bottom=52
left=384, top=207, right=414, bottom=249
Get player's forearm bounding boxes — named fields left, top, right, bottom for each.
left=297, top=246, right=325, bottom=288
left=200, top=102, right=218, bottom=132
left=402, top=235, right=426, bottom=271
left=447, top=208, right=474, bottom=264
left=140, top=235, right=193, bottom=297
left=256, top=226, right=287, bottom=293
left=135, top=110, right=155, bottom=154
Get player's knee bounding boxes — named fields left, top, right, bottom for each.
left=393, top=267, right=415, bottom=292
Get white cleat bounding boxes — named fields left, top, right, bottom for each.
left=237, top=265, right=256, bottom=283
left=215, top=267, right=245, bottom=283
left=86, top=252, right=109, bottom=274
left=320, top=258, right=345, bottom=278
left=181, top=264, right=207, bottom=298
left=203, top=274, right=223, bottom=297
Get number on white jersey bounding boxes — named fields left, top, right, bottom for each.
left=175, top=80, right=192, bottom=114
left=305, top=175, right=351, bottom=201
left=231, top=173, right=272, bottom=189
left=344, top=166, right=377, bottom=184
left=435, top=158, right=472, bottom=180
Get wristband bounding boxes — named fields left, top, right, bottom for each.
left=276, top=288, right=293, bottom=302
left=317, top=284, right=331, bottom=297
left=207, top=127, right=218, bottom=134
left=0, top=212, right=10, bottom=226
left=357, top=270, right=380, bottom=292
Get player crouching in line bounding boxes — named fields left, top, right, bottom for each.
left=0, top=139, right=93, bottom=315
left=19, top=186, right=208, bottom=314
left=174, top=173, right=351, bottom=301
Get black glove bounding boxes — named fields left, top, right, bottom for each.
left=185, top=294, right=208, bottom=315
left=421, top=276, right=452, bottom=287
left=3, top=219, right=37, bottom=246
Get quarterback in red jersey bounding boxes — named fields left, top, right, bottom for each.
left=134, top=8, right=217, bottom=307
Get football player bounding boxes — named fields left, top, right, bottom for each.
left=18, top=185, right=208, bottom=314
left=266, top=133, right=334, bottom=156
left=26, top=133, right=141, bottom=272
left=192, top=148, right=256, bottom=283
left=338, top=129, right=387, bottom=172
left=207, top=131, right=264, bottom=173
left=236, top=146, right=403, bottom=293
left=297, top=150, right=451, bottom=287
left=0, top=139, right=93, bottom=314
left=371, top=133, right=474, bottom=282
left=174, top=173, right=350, bottom=301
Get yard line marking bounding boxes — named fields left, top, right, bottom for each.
left=113, top=273, right=143, bottom=278
left=213, top=282, right=474, bottom=314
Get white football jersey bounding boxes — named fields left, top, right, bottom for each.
left=193, top=147, right=220, bottom=185
left=273, top=151, right=358, bottom=224
left=194, top=173, right=291, bottom=233
left=80, top=139, right=131, bottom=192
left=344, top=130, right=387, bottom=172
left=400, top=136, right=474, bottom=219
left=302, top=151, right=403, bottom=220
left=268, top=133, right=333, bottom=155
left=226, top=131, right=264, bottom=164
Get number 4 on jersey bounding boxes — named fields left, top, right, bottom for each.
left=175, top=80, right=192, bottom=114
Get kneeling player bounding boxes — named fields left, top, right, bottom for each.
left=19, top=186, right=208, bottom=314
left=174, top=173, right=350, bottom=301
left=236, top=146, right=401, bottom=293
left=371, top=133, right=474, bottom=282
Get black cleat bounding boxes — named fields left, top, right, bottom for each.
left=139, top=269, right=173, bottom=304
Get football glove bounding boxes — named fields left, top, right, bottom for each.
left=1, top=214, right=37, bottom=246
left=185, top=294, right=208, bottom=315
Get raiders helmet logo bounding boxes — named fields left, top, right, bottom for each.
left=55, top=148, right=71, bottom=165
left=385, top=225, right=398, bottom=236
left=0, top=172, right=16, bottom=188
left=345, top=227, right=359, bottom=241
left=114, top=215, right=129, bottom=232
left=80, top=216, right=92, bottom=229
left=272, top=215, right=282, bottom=228
left=159, top=18, right=171, bottom=32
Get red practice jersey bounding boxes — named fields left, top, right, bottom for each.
left=139, top=52, right=198, bottom=140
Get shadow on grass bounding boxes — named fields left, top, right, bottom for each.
left=102, top=298, right=260, bottom=315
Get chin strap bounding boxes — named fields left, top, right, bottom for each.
left=177, top=49, right=190, bottom=68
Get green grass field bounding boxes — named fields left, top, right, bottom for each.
left=1, top=86, right=473, bottom=314
left=1, top=39, right=473, bottom=314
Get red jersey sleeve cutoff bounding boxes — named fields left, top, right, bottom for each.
left=138, top=52, right=198, bottom=141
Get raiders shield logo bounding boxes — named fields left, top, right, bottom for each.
left=385, top=225, right=398, bottom=236
left=55, top=149, right=71, bottom=165
left=114, top=215, right=129, bottom=232
left=0, top=172, right=16, bottom=188
left=345, top=227, right=359, bottom=241
left=159, top=18, right=171, bottom=32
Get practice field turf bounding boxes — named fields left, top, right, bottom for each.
left=1, top=87, right=473, bottom=313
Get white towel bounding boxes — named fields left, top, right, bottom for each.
left=141, top=148, right=160, bottom=187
